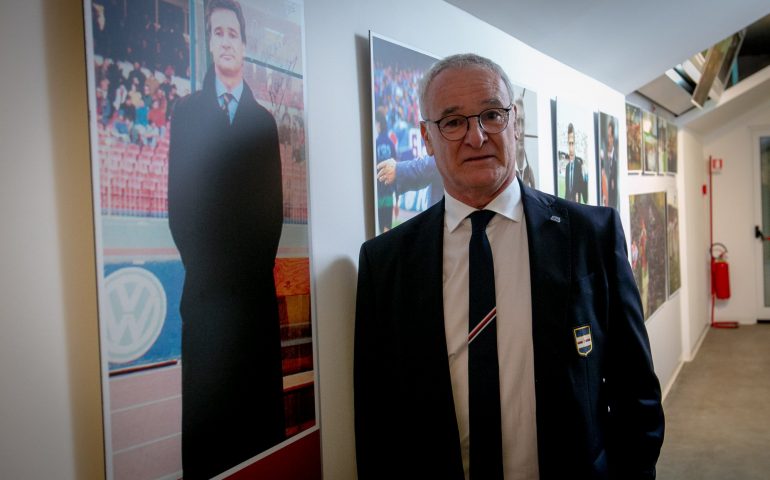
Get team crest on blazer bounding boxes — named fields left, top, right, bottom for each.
left=573, top=325, right=592, bottom=357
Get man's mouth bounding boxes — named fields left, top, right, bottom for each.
left=464, top=154, right=494, bottom=162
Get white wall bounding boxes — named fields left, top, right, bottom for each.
left=703, top=99, right=770, bottom=324
left=0, top=0, right=686, bottom=478
left=0, top=1, right=104, bottom=479
left=678, top=129, right=711, bottom=357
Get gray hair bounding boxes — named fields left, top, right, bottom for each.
left=418, top=53, right=515, bottom=120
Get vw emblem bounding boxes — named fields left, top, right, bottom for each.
left=104, top=267, right=167, bottom=364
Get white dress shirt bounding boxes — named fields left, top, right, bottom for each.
left=443, top=179, right=539, bottom=479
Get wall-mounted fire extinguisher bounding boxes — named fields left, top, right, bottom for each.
left=710, top=242, right=730, bottom=300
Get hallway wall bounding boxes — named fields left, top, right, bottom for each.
left=0, top=1, right=104, bottom=479
left=679, top=129, right=711, bottom=357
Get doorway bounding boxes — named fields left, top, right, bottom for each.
left=753, top=129, right=770, bottom=321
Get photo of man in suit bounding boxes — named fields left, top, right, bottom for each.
left=355, top=54, right=664, bottom=479
left=167, top=0, right=284, bottom=477
left=565, top=122, right=587, bottom=203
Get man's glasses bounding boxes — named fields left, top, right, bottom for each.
left=424, top=105, right=513, bottom=141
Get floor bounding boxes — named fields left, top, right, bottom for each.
left=656, top=324, right=770, bottom=479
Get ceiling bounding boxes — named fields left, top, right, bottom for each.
left=445, top=0, right=770, bottom=134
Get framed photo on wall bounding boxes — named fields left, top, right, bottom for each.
left=667, top=123, right=679, bottom=174
left=84, top=1, right=320, bottom=478
left=369, top=33, right=439, bottom=235
left=512, top=85, right=540, bottom=190
left=596, top=111, right=620, bottom=209
left=658, top=117, right=669, bottom=174
left=629, top=191, right=667, bottom=320
left=552, top=98, right=596, bottom=205
left=642, top=110, right=658, bottom=175
left=667, top=189, right=681, bottom=296
left=626, top=103, right=642, bottom=174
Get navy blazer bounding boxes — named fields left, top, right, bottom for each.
left=354, top=180, right=664, bottom=479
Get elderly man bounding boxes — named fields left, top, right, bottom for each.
left=168, top=0, right=284, bottom=478
left=354, top=53, right=664, bottom=479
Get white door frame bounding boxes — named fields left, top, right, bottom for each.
left=751, top=126, right=770, bottom=321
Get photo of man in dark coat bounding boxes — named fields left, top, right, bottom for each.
left=167, top=0, right=284, bottom=477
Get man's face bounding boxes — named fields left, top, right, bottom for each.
left=420, top=66, right=518, bottom=207
left=607, top=124, right=615, bottom=152
left=209, top=8, right=245, bottom=78
left=568, top=131, right=575, bottom=160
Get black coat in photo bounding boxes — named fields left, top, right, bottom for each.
left=168, top=68, right=285, bottom=479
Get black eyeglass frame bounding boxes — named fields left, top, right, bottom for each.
left=423, top=104, right=514, bottom=141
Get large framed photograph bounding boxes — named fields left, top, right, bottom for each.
left=596, top=111, right=620, bottom=209
left=85, top=1, right=319, bottom=478
left=626, top=103, right=642, bottom=174
left=629, top=192, right=667, bottom=320
left=369, top=33, right=439, bottom=235
left=552, top=98, right=596, bottom=205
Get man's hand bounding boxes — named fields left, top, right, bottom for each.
left=376, top=159, right=397, bottom=185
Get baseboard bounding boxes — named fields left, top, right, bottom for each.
left=689, top=323, right=710, bottom=360
left=661, top=360, right=684, bottom=402
left=662, top=324, right=710, bottom=402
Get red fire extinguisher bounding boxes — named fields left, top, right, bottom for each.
left=710, top=243, right=730, bottom=300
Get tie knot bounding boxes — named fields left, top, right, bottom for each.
left=469, top=210, right=495, bottom=233
left=220, top=92, right=234, bottom=107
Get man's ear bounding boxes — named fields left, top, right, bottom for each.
left=421, top=122, right=435, bottom=156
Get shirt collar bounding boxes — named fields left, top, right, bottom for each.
left=444, top=177, right=523, bottom=233
left=215, top=76, right=244, bottom=103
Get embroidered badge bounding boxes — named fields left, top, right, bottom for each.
left=573, top=325, right=593, bottom=357
left=549, top=215, right=561, bottom=223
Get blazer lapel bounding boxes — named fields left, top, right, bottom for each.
left=231, top=81, right=256, bottom=127
left=406, top=199, right=449, bottom=369
left=521, top=182, right=571, bottom=361
left=402, top=199, right=465, bottom=472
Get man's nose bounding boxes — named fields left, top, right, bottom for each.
left=464, top=117, right=486, bottom=148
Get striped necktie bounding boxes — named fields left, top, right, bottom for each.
left=220, top=92, right=234, bottom=124
left=468, top=210, right=503, bottom=479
